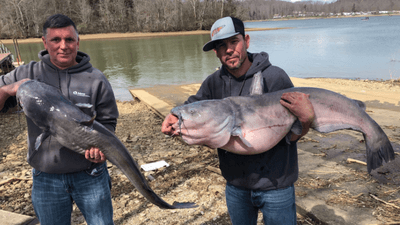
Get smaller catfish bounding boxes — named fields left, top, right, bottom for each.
left=168, top=73, right=395, bottom=174
left=17, top=80, right=197, bottom=209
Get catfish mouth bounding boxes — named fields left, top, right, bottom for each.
left=170, top=112, right=183, bottom=137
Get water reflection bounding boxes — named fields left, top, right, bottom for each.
left=80, top=35, right=220, bottom=100
left=247, top=16, right=400, bottom=80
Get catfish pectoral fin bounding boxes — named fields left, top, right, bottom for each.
left=232, top=127, right=252, bottom=148
left=238, top=135, right=252, bottom=148
left=78, top=112, right=96, bottom=126
left=35, top=131, right=51, bottom=150
left=290, top=119, right=303, bottom=136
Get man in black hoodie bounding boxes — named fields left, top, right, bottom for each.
left=162, top=17, right=314, bottom=225
left=0, top=14, right=117, bottom=224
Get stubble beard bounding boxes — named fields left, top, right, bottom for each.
left=224, top=54, right=247, bottom=71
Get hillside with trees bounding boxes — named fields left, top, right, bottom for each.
left=246, top=0, right=400, bottom=20
left=0, top=0, right=399, bottom=39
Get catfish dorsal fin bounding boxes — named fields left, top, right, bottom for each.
left=80, top=111, right=97, bottom=126
left=249, top=71, right=264, bottom=96
left=353, top=99, right=366, bottom=111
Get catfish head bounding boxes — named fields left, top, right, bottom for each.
left=170, top=99, right=235, bottom=149
left=17, top=80, right=52, bottom=130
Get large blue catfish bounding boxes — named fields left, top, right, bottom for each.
left=170, top=78, right=395, bottom=173
left=16, top=80, right=196, bottom=209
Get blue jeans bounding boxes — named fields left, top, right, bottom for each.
left=225, top=183, right=296, bottom=225
left=31, top=163, right=114, bottom=225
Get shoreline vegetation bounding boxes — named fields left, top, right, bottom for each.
left=2, top=14, right=398, bottom=45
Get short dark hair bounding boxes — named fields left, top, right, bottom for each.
left=42, top=14, right=78, bottom=37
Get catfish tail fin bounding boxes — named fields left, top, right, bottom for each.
left=364, top=129, right=395, bottom=173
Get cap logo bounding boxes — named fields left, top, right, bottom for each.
left=211, top=25, right=225, bottom=38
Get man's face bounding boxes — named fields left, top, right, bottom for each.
left=42, top=25, right=79, bottom=70
left=213, top=34, right=250, bottom=71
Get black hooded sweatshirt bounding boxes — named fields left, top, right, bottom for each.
left=186, top=52, right=298, bottom=190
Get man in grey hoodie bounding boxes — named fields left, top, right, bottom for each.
left=162, top=17, right=315, bottom=225
left=0, top=14, right=118, bottom=225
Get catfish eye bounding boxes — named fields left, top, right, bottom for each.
left=189, top=109, right=196, bottom=115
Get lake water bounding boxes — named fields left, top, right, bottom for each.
left=7, top=16, right=400, bottom=100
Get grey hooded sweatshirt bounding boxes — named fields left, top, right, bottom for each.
left=0, top=50, right=119, bottom=173
left=186, top=52, right=298, bottom=190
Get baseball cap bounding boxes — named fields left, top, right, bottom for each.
left=203, top=16, right=245, bottom=52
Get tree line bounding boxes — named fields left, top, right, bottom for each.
left=0, top=0, right=399, bottom=39
left=246, top=0, right=400, bottom=21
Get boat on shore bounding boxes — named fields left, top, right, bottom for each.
left=0, top=39, right=24, bottom=75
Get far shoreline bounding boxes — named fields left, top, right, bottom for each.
left=2, top=14, right=397, bottom=44
left=1, top=28, right=288, bottom=44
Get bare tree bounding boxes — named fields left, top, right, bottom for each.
left=75, top=0, right=93, bottom=33
left=10, top=0, right=28, bottom=37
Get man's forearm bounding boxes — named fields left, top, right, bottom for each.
left=0, top=79, right=30, bottom=111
